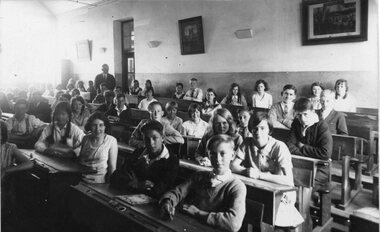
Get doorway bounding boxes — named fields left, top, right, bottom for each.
left=121, top=20, right=134, bottom=93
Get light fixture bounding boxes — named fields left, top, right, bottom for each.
left=147, top=41, right=161, bottom=48
left=234, top=29, right=253, bottom=39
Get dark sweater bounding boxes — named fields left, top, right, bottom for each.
left=112, top=146, right=179, bottom=198
left=316, top=109, right=348, bottom=135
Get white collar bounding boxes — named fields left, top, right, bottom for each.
left=139, top=145, right=170, bottom=165
left=211, top=169, right=232, bottom=183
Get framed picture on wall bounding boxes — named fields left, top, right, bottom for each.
left=178, top=16, right=205, bottom=55
left=302, top=0, right=368, bottom=45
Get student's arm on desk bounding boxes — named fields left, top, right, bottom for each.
left=106, top=137, right=118, bottom=182
left=164, top=124, right=184, bottom=144
left=2, top=147, right=33, bottom=179
left=129, top=121, right=145, bottom=149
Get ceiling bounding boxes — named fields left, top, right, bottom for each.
left=38, top=0, right=117, bottom=15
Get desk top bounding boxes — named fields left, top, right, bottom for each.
left=19, top=149, right=95, bottom=174
left=180, top=159, right=296, bottom=193
left=74, top=182, right=220, bottom=232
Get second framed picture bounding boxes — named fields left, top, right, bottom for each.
left=178, top=16, right=205, bottom=55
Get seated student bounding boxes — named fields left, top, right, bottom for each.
left=71, top=88, right=81, bottom=98
left=160, top=134, right=246, bottom=232
left=220, top=83, right=247, bottom=106
left=1, top=121, right=34, bottom=216
left=139, top=79, right=154, bottom=97
left=195, top=108, right=243, bottom=166
left=231, top=112, right=303, bottom=229
left=202, top=88, right=221, bottom=116
left=309, top=82, right=324, bottom=110
left=334, top=79, right=356, bottom=112
left=1, top=121, right=34, bottom=179
left=317, top=89, right=348, bottom=135
left=0, top=92, right=13, bottom=114
left=78, top=112, right=118, bottom=183
left=114, top=86, right=123, bottom=97
left=181, top=103, right=208, bottom=137
left=87, top=80, right=97, bottom=102
left=5, top=99, right=47, bottom=148
left=35, top=102, right=85, bottom=158
left=28, top=90, right=52, bottom=123
left=66, top=83, right=75, bottom=95
left=97, top=90, right=116, bottom=113
left=71, top=96, right=90, bottom=131
left=138, top=87, right=157, bottom=111
left=252, top=79, right=273, bottom=109
left=43, top=83, right=55, bottom=97
left=92, top=83, right=108, bottom=104
left=130, top=102, right=184, bottom=149
left=163, top=101, right=182, bottom=132
left=286, top=98, right=332, bottom=196
left=237, top=108, right=252, bottom=140
left=183, top=78, right=203, bottom=102
left=106, top=94, right=129, bottom=122
left=268, top=84, right=297, bottom=129
left=172, top=82, right=185, bottom=100
left=111, top=120, right=179, bottom=198
left=75, top=80, right=87, bottom=92
left=51, top=90, right=65, bottom=111
left=130, top=80, right=142, bottom=95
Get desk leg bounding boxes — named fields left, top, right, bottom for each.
left=297, top=187, right=312, bottom=232
left=341, top=156, right=351, bottom=206
left=373, top=176, right=379, bottom=206
left=353, top=162, right=363, bottom=191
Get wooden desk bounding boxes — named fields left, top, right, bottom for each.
left=179, top=159, right=296, bottom=226
left=68, top=182, right=219, bottom=232
left=291, top=155, right=333, bottom=232
left=13, top=150, right=95, bottom=225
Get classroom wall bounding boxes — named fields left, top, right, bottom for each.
left=57, top=0, right=379, bottom=108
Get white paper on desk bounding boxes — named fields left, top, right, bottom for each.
left=114, top=194, right=156, bottom=206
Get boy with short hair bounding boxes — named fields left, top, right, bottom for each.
left=237, top=108, right=252, bottom=140
left=183, top=78, right=203, bottom=102
left=160, top=134, right=246, bottom=232
left=268, top=84, right=297, bottom=129
left=129, top=102, right=184, bottom=149
left=287, top=97, right=332, bottom=195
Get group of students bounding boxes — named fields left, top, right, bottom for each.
left=0, top=76, right=355, bottom=232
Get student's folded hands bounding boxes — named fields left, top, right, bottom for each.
left=245, top=167, right=260, bottom=179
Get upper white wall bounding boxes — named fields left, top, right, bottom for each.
left=57, top=0, right=378, bottom=74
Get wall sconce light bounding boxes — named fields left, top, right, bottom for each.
left=147, top=41, right=161, bottom=48
left=99, top=47, right=107, bottom=53
left=234, top=29, right=253, bottom=39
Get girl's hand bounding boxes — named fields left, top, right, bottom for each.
left=245, top=167, right=260, bottom=179
left=182, top=204, right=199, bottom=216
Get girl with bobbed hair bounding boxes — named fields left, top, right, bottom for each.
left=252, top=79, right=273, bottom=109
left=194, top=108, right=243, bottom=166
left=181, top=103, right=208, bottom=137
left=202, top=88, right=221, bottom=116
left=71, top=96, right=90, bottom=131
left=334, top=79, right=356, bottom=112
left=309, top=82, right=324, bottom=110
left=35, top=101, right=84, bottom=158
left=78, top=111, right=117, bottom=183
left=220, top=83, right=247, bottom=106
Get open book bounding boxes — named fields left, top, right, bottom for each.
left=114, top=194, right=156, bottom=206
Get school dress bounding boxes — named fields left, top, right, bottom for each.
left=72, top=110, right=90, bottom=130
left=237, top=136, right=303, bottom=227
left=35, top=122, right=85, bottom=155
left=334, top=94, right=356, bottom=112
left=180, top=119, right=209, bottom=137
left=78, top=134, right=118, bottom=183
left=6, top=114, right=45, bottom=135
left=220, top=95, right=247, bottom=106
left=163, top=116, right=183, bottom=132
left=252, top=92, right=273, bottom=109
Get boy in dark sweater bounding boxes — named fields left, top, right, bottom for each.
left=160, top=134, right=246, bottom=232
left=110, top=120, right=179, bottom=198
left=287, top=97, right=332, bottom=194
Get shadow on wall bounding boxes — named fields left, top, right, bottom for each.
left=135, top=71, right=378, bottom=108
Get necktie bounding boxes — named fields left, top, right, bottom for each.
left=284, top=104, right=289, bottom=115
left=191, top=89, right=195, bottom=98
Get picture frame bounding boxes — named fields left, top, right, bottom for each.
left=178, top=16, right=205, bottom=55
left=302, top=0, right=368, bottom=45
